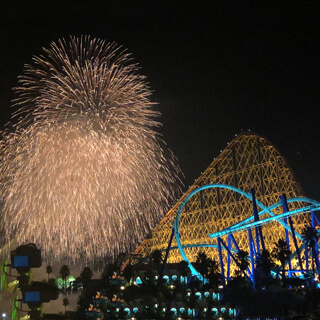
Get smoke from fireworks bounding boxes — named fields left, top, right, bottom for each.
left=0, top=36, right=181, bottom=262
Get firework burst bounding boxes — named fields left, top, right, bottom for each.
left=0, top=36, right=181, bottom=262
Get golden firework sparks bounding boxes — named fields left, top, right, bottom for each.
left=0, top=36, right=181, bottom=262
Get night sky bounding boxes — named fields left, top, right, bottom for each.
left=1, top=1, right=320, bottom=199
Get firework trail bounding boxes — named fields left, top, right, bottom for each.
left=0, top=36, right=181, bottom=262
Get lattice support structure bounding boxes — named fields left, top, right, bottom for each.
left=208, top=192, right=320, bottom=280
left=133, top=133, right=313, bottom=277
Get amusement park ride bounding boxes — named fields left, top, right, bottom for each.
left=172, top=183, right=320, bottom=283
left=135, top=132, right=320, bottom=283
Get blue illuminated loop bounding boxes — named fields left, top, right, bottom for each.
left=173, top=184, right=320, bottom=280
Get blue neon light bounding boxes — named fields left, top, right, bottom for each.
left=221, top=197, right=320, bottom=240
left=209, top=203, right=320, bottom=239
left=173, top=184, right=256, bottom=280
left=172, top=183, right=320, bottom=280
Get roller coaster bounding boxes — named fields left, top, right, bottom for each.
left=168, top=183, right=320, bottom=283
left=134, top=133, right=320, bottom=285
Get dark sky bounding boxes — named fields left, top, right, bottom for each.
left=1, top=1, right=320, bottom=199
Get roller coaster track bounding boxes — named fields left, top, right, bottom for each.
left=172, top=184, right=320, bottom=280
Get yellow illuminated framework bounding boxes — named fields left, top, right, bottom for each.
left=133, top=133, right=310, bottom=275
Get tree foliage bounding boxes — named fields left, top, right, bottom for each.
left=272, top=238, right=291, bottom=283
left=59, top=264, right=70, bottom=290
left=80, top=266, right=93, bottom=291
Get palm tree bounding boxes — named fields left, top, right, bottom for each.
left=63, top=297, right=69, bottom=316
left=59, top=265, right=70, bottom=291
left=46, top=265, right=53, bottom=281
left=194, top=251, right=216, bottom=286
left=255, top=249, right=276, bottom=289
left=177, top=260, right=190, bottom=285
left=236, top=250, right=250, bottom=277
left=272, top=238, right=291, bottom=284
left=80, top=266, right=93, bottom=292
left=302, top=225, right=319, bottom=278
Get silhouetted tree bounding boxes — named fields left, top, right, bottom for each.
left=46, top=265, right=53, bottom=281
left=236, top=250, right=250, bottom=277
left=194, top=251, right=217, bottom=286
left=302, top=225, right=319, bottom=278
left=59, top=265, right=70, bottom=290
left=255, top=249, right=276, bottom=289
left=63, top=297, right=69, bottom=316
left=272, top=238, right=291, bottom=284
left=178, top=260, right=190, bottom=285
left=80, top=266, right=93, bottom=292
